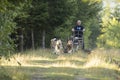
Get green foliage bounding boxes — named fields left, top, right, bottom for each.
left=97, top=18, right=120, bottom=48
left=0, top=0, right=32, bottom=56
left=14, top=0, right=49, bottom=48
left=0, top=12, right=16, bottom=56
left=75, top=0, right=102, bottom=22
left=54, top=27, right=71, bottom=41
left=72, top=0, right=102, bottom=49
left=15, top=0, right=77, bottom=48
left=97, top=4, right=120, bottom=48
left=84, top=18, right=101, bottom=49
left=0, top=0, right=18, bottom=56
left=53, top=0, right=102, bottom=50
left=48, top=0, right=77, bottom=43
left=48, top=0, right=74, bottom=28
left=113, top=4, right=120, bottom=21
left=12, top=0, right=103, bottom=50
left=27, top=0, right=49, bottom=29
left=2, top=0, right=120, bottom=52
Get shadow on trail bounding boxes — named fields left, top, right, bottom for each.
left=4, top=65, right=120, bottom=80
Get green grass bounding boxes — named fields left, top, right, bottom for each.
left=0, top=48, right=120, bottom=80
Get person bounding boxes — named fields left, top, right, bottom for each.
left=72, top=20, right=85, bottom=37
left=72, top=20, right=85, bottom=50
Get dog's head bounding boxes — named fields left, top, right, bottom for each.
left=50, top=38, right=57, bottom=48
left=56, top=39, right=63, bottom=49
left=67, top=39, right=73, bottom=46
left=54, top=39, right=63, bottom=54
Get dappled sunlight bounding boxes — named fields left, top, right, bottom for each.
left=2, top=60, right=82, bottom=69
left=50, top=61, right=80, bottom=68
left=84, top=60, right=118, bottom=70
left=30, top=56, right=51, bottom=61
left=2, top=49, right=119, bottom=70
left=1, top=52, right=53, bottom=67
left=84, top=56, right=104, bottom=67
left=1, top=50, right=86, bottom=69
left=83, top=49, right=120, bottom=71
left=19, top=60, right=82, bottom=69
left=1, top=57, right=20, bottom=66
left=56, top=55, right=85, bottom=62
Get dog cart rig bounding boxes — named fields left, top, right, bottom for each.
left=72, top=30, right=84, bottom=52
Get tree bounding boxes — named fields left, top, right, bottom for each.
left=97, top=4, right=120, bottom=48
left=14, top=0, right=32, bottom=51
left=52, top=0, right=77, bottom=40
left=52, top=0, right=102, bottom=49
left=0, top=0, right=25, bottom=56
left=0, top=0, right=33, bottom=55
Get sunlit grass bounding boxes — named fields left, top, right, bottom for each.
left=1, top=48, right=120, bottom=80
left=84, top=54, right=118, bottom=70
left=84, top=49, right=119, bottom=70
left=51, top=61, right=78, bottom=68
left=1, top=49, right=86, bottom=68
left=56, top=55, right=85, bottom=61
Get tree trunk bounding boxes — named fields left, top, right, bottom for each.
left=20, top=29, right=24, bottom=52
left=31, top=29, right=35, bottom=50
left=42, top=30, right=45, bottom=48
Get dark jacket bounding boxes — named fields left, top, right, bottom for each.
left=74, top=25, right=84, bottom=37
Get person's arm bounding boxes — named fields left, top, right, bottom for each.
left=82, top=26, right=85, bottom=32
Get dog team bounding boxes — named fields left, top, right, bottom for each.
left=50, top=37, right=73, bottom=54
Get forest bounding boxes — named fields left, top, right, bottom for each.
left=0, top=0, right=120, bottom=80
left=0, top=0, right=120, bottom=55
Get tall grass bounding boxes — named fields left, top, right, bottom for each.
left=84, top=49, right=120, bottom=69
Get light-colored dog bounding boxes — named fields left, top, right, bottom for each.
left=50, top=38, right=57, bottom=49
left=51, top=38, right=63, bottom=54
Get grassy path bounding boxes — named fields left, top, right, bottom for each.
left=1, top=49, right=120, bottom=80
left=21, top=49, right=92, bottom=80
left=28, top=50, right=89, bottom=80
